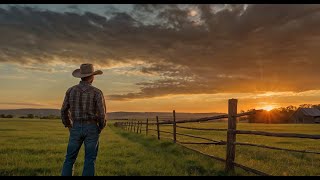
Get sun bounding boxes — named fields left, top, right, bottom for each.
left=261, top=105, right=275, bottom=112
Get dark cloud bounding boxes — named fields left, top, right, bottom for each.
left=1, top=4, right=320, bottom=100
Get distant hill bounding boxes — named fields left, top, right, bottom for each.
left=0, top=109, right=225, bottom=121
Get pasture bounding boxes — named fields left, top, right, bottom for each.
left=1, top=118, right=320, bottom=176
left=145, top=121, right=320, bottom=176
left=0, top=118, right=242, bottom=176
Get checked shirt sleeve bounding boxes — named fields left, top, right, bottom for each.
left=96, top=90, right=107, bottom=130
left=61, top=88, right=72, bottom=128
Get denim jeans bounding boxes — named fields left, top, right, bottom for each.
left=61, top=122, right=100, bottom=176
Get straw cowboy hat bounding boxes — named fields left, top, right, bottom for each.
left=72, top=64, right=103, bottom=78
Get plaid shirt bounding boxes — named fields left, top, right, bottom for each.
left=61, top=81, right=107, bottom=130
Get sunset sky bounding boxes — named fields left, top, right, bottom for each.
left=1, top=4, right=320, bottom=113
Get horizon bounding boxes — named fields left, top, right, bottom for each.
left=0, top=108, right=224, bottom=114
left=1, top=4, right=320, bottom=113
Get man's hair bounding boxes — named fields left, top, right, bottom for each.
left=81, top=75, right=94, bottom=82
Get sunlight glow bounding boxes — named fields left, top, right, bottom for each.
left=261, top=105, right=275, bottom=112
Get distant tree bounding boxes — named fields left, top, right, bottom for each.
left=312, top=104, right=320, bottom=110
left=0, top=114, right=5, bottom=118
left=27, top=114, right=34, bottom=119
left=238, top=110, right=247, bottom=122
left=247, top=106, right=297, bottom=124
left=5, top=115, right=13, bottom=118
left=40, top=115, right=60, bottom=119
left=299, top=104, right=313, bottom=108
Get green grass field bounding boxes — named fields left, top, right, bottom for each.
left=146, top=121, right=320, bottom=176
left=2, top=118, right=320, bottom=176
left=0, top=118, right=247, bottom=176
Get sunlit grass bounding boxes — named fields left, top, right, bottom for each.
left=0, top=118, right=245, bottom=176
left=145, top=122, right=320, bottom=176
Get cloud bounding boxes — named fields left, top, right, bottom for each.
left=1, top=5, right=320, bottom=100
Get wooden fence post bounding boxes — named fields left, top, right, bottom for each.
left=134, top=121, right=136, bottom=133
left=156, top=116, right=160, bottom=140
left=130, top=121, right=133, bottom=132
left=146, top=118, right=149, bottom=136
left=173, top=110, right=177, bottom=143
left=225, top=99, right=238, bottom=173
left=136, top=122, right=139, bottom=133
left=139, top=121, right=142, bottom=134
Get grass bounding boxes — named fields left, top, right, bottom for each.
left=0, top=118, right=245, bottom=176
left=145, top=121, right=320, bottom=176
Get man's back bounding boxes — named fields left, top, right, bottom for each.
left=61, top=81, right=107, bottom=130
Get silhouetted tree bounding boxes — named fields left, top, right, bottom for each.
left=5, top=115, right=13, bottom=118
left=312, top=104, right=320, bottom=110
left=27, top=114, right=34, bottom=119
left=300, top=104, right=313, bottom=108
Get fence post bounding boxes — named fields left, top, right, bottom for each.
left=173, top=110, right=177, bottom=143
left=136, top=122, right=139, bottom=133
left=146, top=118, right=149, bottom=136
left=156, top=116, right=160, bottom=140
left=139, top=121, right=142, bottom=134
left=130, top=121, right=133, bottom=132
left=225, top=99, right=238, bottom=173
left=134, top=121, right=136, bottom=133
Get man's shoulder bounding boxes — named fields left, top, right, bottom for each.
left=90, top=86, right=103, bottom=94
left=66, top=85, right=78, bottom=93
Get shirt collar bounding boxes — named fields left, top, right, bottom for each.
left=79, top=81, right=92, bottom=86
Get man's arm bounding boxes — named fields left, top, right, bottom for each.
left=61, top=88, right=72, bottom=128
left=96, top=90, right=107, bottom=131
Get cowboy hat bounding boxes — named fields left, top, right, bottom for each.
left=72, top=64, right=103, bottom=78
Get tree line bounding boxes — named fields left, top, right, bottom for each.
left=0, top=114, right=13, bottom=118
left=241, top=104, right=320, bottom=124
left=0, top=114, right=61, bottom=119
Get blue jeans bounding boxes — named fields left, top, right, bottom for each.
left=61, top=122, right=100, bottom=176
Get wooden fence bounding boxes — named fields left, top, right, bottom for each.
left=114, top=99, right=320, bottom=176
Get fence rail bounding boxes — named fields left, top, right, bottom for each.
left=235, top=130, right=320, bottom=139
left=176, top=125, right=228, bottom=132
left=114, top=99, right=320, bottom=176
left=234, top=142, right=320, bottom=155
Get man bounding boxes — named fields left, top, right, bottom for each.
left=61, top=64, right=107, bottom=176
